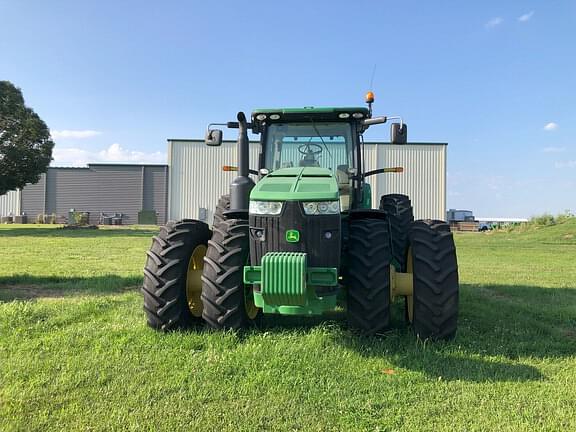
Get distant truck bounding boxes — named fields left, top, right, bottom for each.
left=446, top=209, right=475, bottom=222
left=446, top=209, right=479, bottom=231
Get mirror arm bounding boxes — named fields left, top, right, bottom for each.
left=207, top=122, right=228, bottom=131
left=225, top=121, right=253, bottom=129
left=386, top=115, right=404, bottom=128
left=362, top=116, right=387, bottom=126
left=206, top=121, right=254, bottom=131
left=362, top=115, right=404, bottom=127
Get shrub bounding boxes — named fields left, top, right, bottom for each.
left=531, top=214, right=556, bottom=226
left=72, top=211, right=89, bottom=226
left=556, top=210, right=574, bottom=225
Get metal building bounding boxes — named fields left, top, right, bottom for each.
left=0, top=164, right=168, bottom=224
left=0, top=189, right=20, bottom=218
left=168, top=139, right=446, bottom=223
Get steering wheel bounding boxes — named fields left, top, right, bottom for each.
left=298, top=143, right=323, bottom=156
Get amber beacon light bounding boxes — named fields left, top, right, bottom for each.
left=365, top=91, right=375, bottom=104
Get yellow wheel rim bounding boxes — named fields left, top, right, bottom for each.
left=406, top=247, right=414, bottom=323
left=244, top=284, right=259, bottom=320
left=186, top=244, right=206, bottom=317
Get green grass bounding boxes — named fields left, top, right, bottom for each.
left=1, top=221, right=575, bottom=431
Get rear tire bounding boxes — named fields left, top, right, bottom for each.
left=346, top=217, right=392, bottom=335
left=213, top=194, right=230, bottom=228
left=409, top=220, right=459, bottom=340
left=201, top=218, right=258, bottom=329
left=142, top=220, right=211, bottom=331
left=379, top=194, right=414, bottom=272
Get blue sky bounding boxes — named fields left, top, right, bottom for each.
left=1, top=1, right=574, bottom=217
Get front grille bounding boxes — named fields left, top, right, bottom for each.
left=249, top=201, right=341, bottom=268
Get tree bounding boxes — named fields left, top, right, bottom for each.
left=0, top=81, right=54, bottom=195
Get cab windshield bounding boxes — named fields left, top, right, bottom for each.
left=263, top=122, right=355, bottom=210
left=264, top=122, right=354, bottom=173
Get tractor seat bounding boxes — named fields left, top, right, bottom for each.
left=299, top=158, right=320, bottom=167
left=336, top=165, right=351, bottom=211
left=335, top=165, right=349, bottom=185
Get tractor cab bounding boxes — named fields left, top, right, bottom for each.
left=253, top=109, right=367, bottom=212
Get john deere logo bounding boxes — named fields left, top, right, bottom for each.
left=286, top=229, right=300, bottom=243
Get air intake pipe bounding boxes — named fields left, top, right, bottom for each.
left=229, top=112, right=255, bottom=212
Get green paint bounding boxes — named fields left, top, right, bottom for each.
left=252, top=107, right=369, bottom=116
left=250, top=167, right=339, bottom=201
left=244, top=262, right=338, bottom=287
left=243, top=252, right=338, bottom=315
left=361, top=183, right=372, bottom=209
left=253, top=291, right=337, bottom=315
left=286, top=229, right=300, bottom=243
left=262, top=252, right=307, bottom=306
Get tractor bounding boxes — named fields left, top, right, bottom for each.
left=142, top=93, right=459, bottom=340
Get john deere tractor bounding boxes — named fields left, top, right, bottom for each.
left=142, top=93, right=459, bottom=340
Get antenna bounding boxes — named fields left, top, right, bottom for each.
left=369, top=64, right=377, bottom=90
left=365, top=64, right=377, bottom=116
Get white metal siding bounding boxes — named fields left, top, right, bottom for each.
left=365, top=144, right=446, bottom=220
left=169, top=140, right=446, bottom=223
left=168, top=140, right=259, bottom=223
left=0, top=189, right=21, bottom=217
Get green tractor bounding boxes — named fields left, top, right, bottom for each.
left=142, top=93, right=459, bottom=340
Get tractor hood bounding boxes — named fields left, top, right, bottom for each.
left=250, top=167, right=339, bottom=201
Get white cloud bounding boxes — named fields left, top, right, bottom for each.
left=51, top=130, right=101, bottom=139
left=555, top=160, right=576, bottom=169
left=52, top=143, right=166, bottom=167
left=485, top=17, right=503, bottom=28
left=518, top=11, right=535, bottom=22
left=543, top=146, right=565, bottom=153
left=543, top=122, right=559, bottom=131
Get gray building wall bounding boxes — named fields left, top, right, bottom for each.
left=17, top=164, right=168, bottom=225
left=142, top=165, right=168, bottom=224
left=21, top=173, right=46, bottom=220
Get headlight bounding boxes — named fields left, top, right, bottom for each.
left=249, top=201, right=283, bottom=215
left=302, top=201, right=340, bottom=215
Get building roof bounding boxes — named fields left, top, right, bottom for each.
left=48, top=163, right=168, bottom=169
left=167, top=139, right=447, bottom=146
left=477, top=217, right=529, bottom=223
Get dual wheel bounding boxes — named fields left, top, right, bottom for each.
left=346, top=194, right=459, bottom=340
left=142, top=194, right=258, bottom=331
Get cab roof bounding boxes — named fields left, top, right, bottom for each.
left=251, top=106, right=370, bottom=125
left=253, top=107, right=369, bottom=115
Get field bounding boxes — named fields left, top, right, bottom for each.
left=1, top=221, right=575, bottom=431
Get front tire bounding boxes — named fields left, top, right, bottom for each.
left=410, top=220, right=459, bottom=340
left=142, top=220, right=211, bottom=331
left=201, top=218, right=259, bottom=329
left=346, top=217, right=392, bottom=335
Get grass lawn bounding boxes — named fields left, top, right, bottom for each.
left=1, top=221, right=575, bottom=431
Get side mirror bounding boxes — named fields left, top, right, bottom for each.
left=205, top=129, right=223, bottom=146
left=391, top=123, right=407, bottom=144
